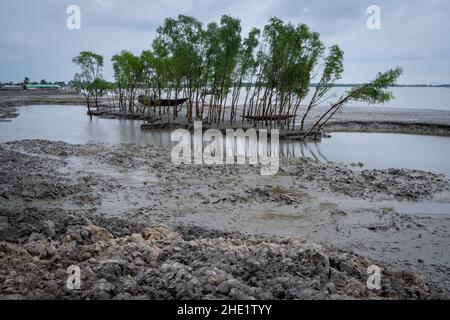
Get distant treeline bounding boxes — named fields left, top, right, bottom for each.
left=241, top=83, right=450, bottom=88
left=0, top=78, right=67, bottom=88
left=1, top=80, right=447, bottom=89
left=314, top=83, right=450, bottom=88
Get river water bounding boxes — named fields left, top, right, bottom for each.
left=1, top=105, right=450, bottom=178
left=2, top=104, right=450, bottom=215
left=229, top=86, right=450, bottom=111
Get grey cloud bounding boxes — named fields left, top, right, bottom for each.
left=0, top=0, right=449, bottom=84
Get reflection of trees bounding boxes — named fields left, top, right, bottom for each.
left=140, top=128, right=171, bottom=146
left=280, top=140, right=328, bottom=162
left=314, top=142, right=329, bottom=162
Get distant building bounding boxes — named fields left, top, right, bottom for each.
left=26, top=84, right=61, bottom=90
left=0, top=85, right=23, bottom=90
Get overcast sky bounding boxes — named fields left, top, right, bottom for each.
left=1, top=0, right=449, bottom=84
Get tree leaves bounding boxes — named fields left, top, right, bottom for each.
left=71, top=16, right=403, bottom=133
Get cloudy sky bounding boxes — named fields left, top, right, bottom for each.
left=0, top=0, right=449, bottom=84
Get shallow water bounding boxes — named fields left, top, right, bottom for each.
left=2, top=105, right=450, bottom=177
left=318, top=132, right=450, bottom=176
left=315, top=87, right=450, bottom=111
left=231, top=87, right=450, bottom=111
left=0, top=105, right=171, bottom=145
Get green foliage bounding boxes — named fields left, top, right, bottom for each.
left=71, top=16, right=403, bottom=131
left=112, top=50, right=144, bottom=112
left=305, top=67, right=403, bottom=135
left=299, top=45, right=344, bottom=130
left=245, top=18, right=325, bottom=128
left=322, top=45, right=344, bottom=86
left=72, top=51, right=104, bottom=108
left=72, top=51, right=104, bottom=83
left=348, top=67, right=403, bottom=104
left=87, top=78, right=113, bottom=95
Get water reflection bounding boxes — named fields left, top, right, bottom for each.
left=1, top=105, right=450, bottom=177
left=280, top=141, right=328, bottom=162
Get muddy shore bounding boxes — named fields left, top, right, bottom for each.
left=0, top=139, right=449, bottom=299
left=1, top=92, right=450, bottom=300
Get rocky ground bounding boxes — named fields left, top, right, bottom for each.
left=0, top=219, right=436, bottom=300
left=0, top=139, right=449, bottom=299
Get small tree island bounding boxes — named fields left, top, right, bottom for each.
left=72, top=15, right=402, bottom=139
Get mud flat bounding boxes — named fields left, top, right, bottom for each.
left=324, top=121, right=450, bottom=136
left=0, top=104, right=19, bottom=121
left=1, top=140, right=450, bottom=299
left=323, top=106, right=450, bottom=136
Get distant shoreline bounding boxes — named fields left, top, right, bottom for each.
left=312, top=84, right=450, bottom=88
left=1, top=83, right=449, bottom=90
left=2, top=90, right=450, bottom=137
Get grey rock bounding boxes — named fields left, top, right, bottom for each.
left=329, top=268, right=347, bottom=287
left=42, top=220, right=56, bottom=237
left=325, top=282, right=337, bottom=294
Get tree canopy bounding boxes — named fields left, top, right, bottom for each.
left=72, top=15, right=402, bottom=130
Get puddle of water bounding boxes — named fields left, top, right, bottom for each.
left=385, top=191, right=450, bottom=216
left=261, top=210, right=307, bottom=221
left=266, top=186, right=450, bottom=220
left=318, top=132, right=450, bottom=177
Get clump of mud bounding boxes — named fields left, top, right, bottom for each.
left=0, top=104, right=18, bottom=121
left=0, top=147, right=95, bottom=202
left=0, top=208, right=441, bottom=300
left=286, top=158, right=449, bottom=200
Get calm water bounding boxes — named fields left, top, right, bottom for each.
left=333, top=87, right=450, bottom=110
left=1, top=105, right=450, bottom=178
left=230, top=87, right=450, bottom=111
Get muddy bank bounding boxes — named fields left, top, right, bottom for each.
left=324, top=121, right=450, bottom=136
left=2, top=140, right=446, bottom=203
left=87, top=102, right=450, bottom=137
left=0, top=214, right=438, bottom=300
left=0, top=104, right=19, bottom=121
left=1, top=139, right=450, bottom=299
left=324, top=106, right=450, bottom=136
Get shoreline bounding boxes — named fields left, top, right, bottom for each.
left=324, top=121, right=450, bottom=137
